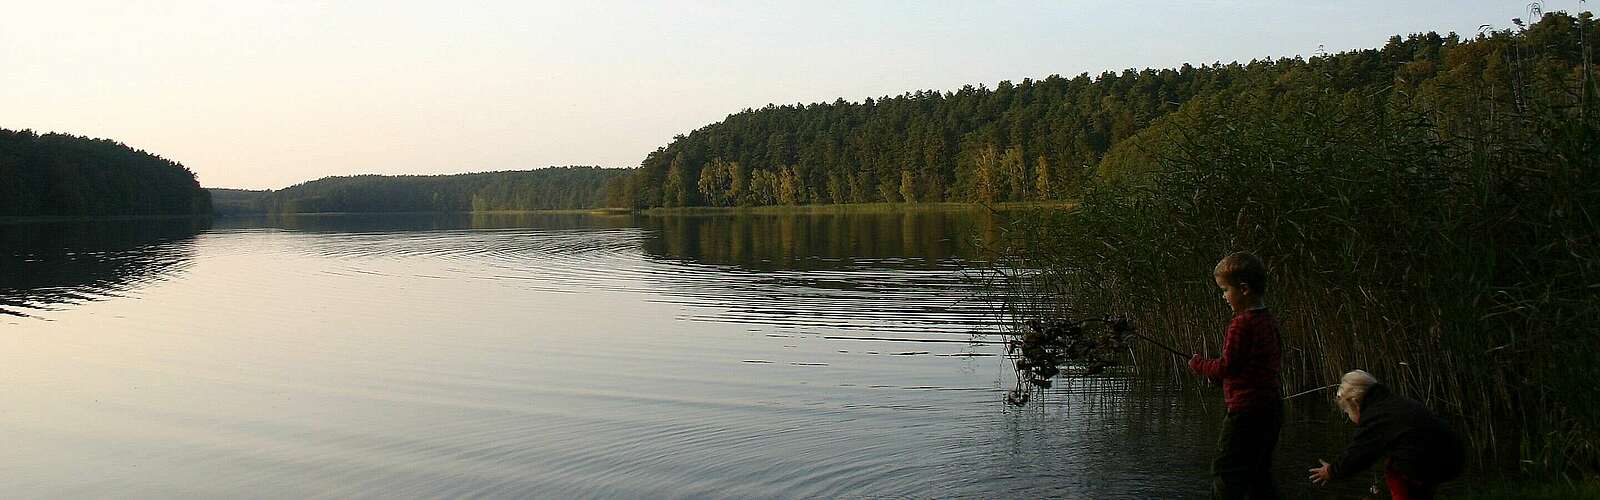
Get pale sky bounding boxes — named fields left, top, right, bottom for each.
left=2, top=1, right=1578, bottom=189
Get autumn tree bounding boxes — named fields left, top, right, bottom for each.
left=972, top=144, right=1000, bottom=203
left=899, top=169, right=917, bottom=203
left=1001, top=146, right=1027, bottom=201
left=1033, top=156, right=1053, bottom=200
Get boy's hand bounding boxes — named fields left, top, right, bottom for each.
left=1307, top=460, right=1332, bottom=485
left=1187, top=353, right=1202, bottom=371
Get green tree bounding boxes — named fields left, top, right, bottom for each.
left=662, top=154, right=688, bottom=207
left=826, top=173, right=847, bottom=204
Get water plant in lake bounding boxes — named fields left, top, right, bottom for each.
left=1003, top=315, right=1168, bottom=406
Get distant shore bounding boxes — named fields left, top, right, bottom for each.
left=0, top=213, right=213, bottom=225
left=219, top=208, right=634, bottom=217
left=1, top=201, right=1077, bottom=223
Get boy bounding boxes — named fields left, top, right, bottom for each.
left=1190, top=252, right=1283, bottom=499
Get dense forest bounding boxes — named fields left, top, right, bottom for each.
left=0, top=129, right=211, bottom=216
left=612, top=13, right=1592, bottom=210
left=245, top=167, right=629, bottom=214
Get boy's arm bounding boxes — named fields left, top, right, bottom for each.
left=1189, top=318, right=1243, bottom=381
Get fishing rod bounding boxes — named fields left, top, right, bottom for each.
left=1074, top=315, right=1189, bottom=359
left=1283, top=384, right=1340, bottom=401
left=1128, top=329, right=1189, bottom=358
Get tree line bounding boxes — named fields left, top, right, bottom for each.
left=0, top=129, right=211, bottom=216
left=609, top=24, right=1550, bottom=209
left=241, top=167, right=630, bottom=214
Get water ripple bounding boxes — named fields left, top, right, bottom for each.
left=270, top=226, right=1003, bottom=340
left=4, top=214, right=1352, bottom=499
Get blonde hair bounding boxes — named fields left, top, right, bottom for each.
left=1336, top=369, right=1378, bottom=418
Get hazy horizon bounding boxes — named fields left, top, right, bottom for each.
left=3, top=1, right=1578, bottom=190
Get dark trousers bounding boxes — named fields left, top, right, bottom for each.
left=1211, top=403, right=1282, bottom=500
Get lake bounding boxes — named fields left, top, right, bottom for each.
left=1, top=211, right=1371, bottom=499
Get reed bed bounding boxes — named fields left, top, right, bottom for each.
left=980, top=12, right=1600, bottom=482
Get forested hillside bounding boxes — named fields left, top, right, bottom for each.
left=612, top=18, right=1586, bottom=208
left=254, top=167, right=629, bottom=213
left=0, top=129, right=211, bottom=216
left=209, top=188, right=270, bottom=215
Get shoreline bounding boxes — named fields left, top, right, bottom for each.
left=0, top=213, right=212, bottom=225
left=639, top=200, right=1076, bottom=216
left=2, top=201, right=1077, bottom=224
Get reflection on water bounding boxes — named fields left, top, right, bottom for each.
left=212, top=212, right=639, bottom=233
left=2, top=212, right=1370, bottom=498
left=638, top=212, right=1001, bottom=338
left=0, top=219, right=207, bottom=317
left=638, top=209, right=997, bottom=270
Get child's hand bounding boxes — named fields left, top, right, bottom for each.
left=1307, top=460, right=1332, bottom=485
left=1187, top=353, right=1202, bottom=371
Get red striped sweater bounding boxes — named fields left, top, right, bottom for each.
left=1190, top=308, right=1282, bottom=412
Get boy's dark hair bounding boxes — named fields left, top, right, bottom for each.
left=1214, top=252, right=1269, bottom=295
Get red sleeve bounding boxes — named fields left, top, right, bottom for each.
left=1190, top=316, right=1243, bottom=381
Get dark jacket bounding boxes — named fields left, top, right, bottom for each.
left=1329, top=383, right=1465, bottom=483
left=1190, top=308, right=1282, bottom=412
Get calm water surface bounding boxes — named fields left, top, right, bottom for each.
left=1, top=212, right=1367, bottom=499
